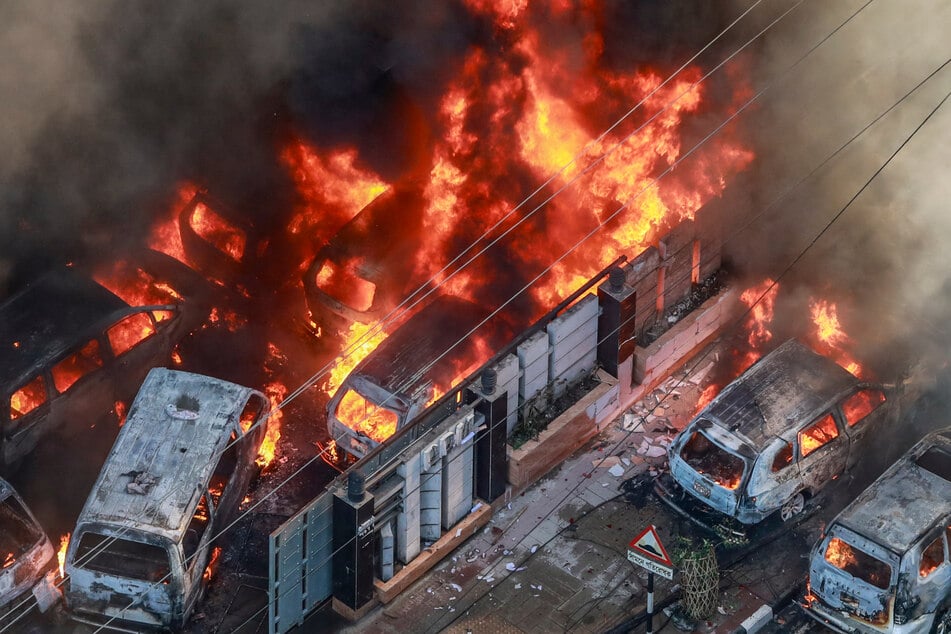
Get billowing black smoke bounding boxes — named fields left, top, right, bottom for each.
left=0, top=0, right=740, bottom=297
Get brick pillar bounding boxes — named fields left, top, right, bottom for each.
left=332, top=471, right=376, bottom=618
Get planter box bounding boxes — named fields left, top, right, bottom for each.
left=634, top=286, right=740, bottom=392
left=507, top=370, right=618, bottom=493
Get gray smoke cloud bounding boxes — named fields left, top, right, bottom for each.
left=721, top=0, right=951, bottom=382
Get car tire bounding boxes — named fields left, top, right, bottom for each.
left=933, top=610, right=951, bottom=634
left=780, top=492, right=806, bottom=522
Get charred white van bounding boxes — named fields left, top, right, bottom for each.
left=656, top=339, right=893, bottom=530
left=0, top=478, right=59, bottom=618
left=64, top=368, right=268, bottom=631
left=803, top=428, right=951, bottom=633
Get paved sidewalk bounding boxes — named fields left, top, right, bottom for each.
left=310, top=338, right=819, bottom=634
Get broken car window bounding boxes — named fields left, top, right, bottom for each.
left=916, top=447, right=951, bottom=482
left=841, top=389, right=886, bottom=426
left=52, top=339, right=104, bottom=393
left=107, top=312, right=156, bottom=357
left=184, top=493, right=211, bottom=564
left=920, top=533, right=946, bottom=578
left=679, top=431, right=745, bottom=490
left=9, top=375, right=47, bottom=421
left=799, top=413, right=839, bottom=457
left=771, top=441, right=794, bottom=472
left=825, top=537, right=892, bottom=589
left=75, top=532, right=170, bottom=583
left=0, top=496, right=43, bottom=564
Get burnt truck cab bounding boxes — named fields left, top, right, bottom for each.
left=656, top=339, right=893, bottom=530
left=0, top=478, right=59, bottom=618
left=0, top=269, right=191, bottom=474
left=326, top=294, right=503, bottom=459
left=803, top=428, right=951, bottom=633
left=64, top=368, right=269, bottom=631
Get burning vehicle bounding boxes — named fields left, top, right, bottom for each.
left=326, top=294, right=508, bottom=459
left=0, top=268, right=194, bottom=474
left=655, top=339, right=893, bottom=531
left=64, top=368, right=269, bottom=631
left=303, top=183, right=427, bottom=339
left=803, top=427, right=951, bottom=633
left=0, top=478, right=60, bottom=618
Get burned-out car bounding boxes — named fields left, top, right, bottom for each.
left=327, top=294, right=509, bottom=459
left=304, top=184, right=427, bottom=339
left=803, top=427, right=951, bottom=633
left=0, top=478, right=60, bottom=618
left=655, top=339, right=893, bottom=530
left=0, top=269, right=194, bottom=474
left=64, top=368, right=269, bottom=631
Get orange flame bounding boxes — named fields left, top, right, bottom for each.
left=93, top=262, right=183, bottom=307
left=189, top=203, right=246, bottom=262
left=202, top=546, right=222, bottom=583
left=148, top=183, right=198, bottom=266
left=737, top=278, right=778, bottom=371
left=57, top=533, right=70, bottom=578
left=695, top=384, right=719, bottom=414
left=825, top=537, right=857, bottom=569
left=281, top=144, right=390, bottom=241
left=326, top=323, right=389, bottom=396
left=256, top=382, right=286, bottom=470
left=809, top=299, right=862, bottom=376
left=115, top=401, right=128, bottom=427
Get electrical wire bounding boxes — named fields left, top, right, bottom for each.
left=82, top=2, right=899, bottom=630
left=433, top=65, right=951, bottom=634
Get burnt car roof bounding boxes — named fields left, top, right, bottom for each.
left=0, top=269, right=130, bottom=390
left=76, top=368, right=264, bottom=543
left=355, top=295, right=501, bottom=396
left=835, top=429, right=951, bottom=555
left=701, top=339, right=858, bottom=448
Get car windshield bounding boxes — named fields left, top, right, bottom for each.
left=824, top=536, right=892, bottom=590
left=75, top=531, right=171, bottom=583
left=334, top=388, right=399, bottom=443
left=679, top=428, right=745, bottom=490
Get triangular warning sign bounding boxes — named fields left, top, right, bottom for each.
left=628, top=525, right=673, bottom=567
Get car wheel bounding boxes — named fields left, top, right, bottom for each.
left=933, top=610, right=951, bottom=634
left=780, top=492, right=805, bottom=522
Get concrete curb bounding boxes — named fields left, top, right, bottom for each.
left=730, top=604, right=772, bottom=634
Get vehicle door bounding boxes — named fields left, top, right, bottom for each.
left=105, top=307, right=181, bottom=399
left=795, top=410, right=849, bottom=493
left=182, top=490, right=215, bottom=616
left=748, top=439, right=800, bottom=515
left=837, top=386, right=888, bottom=469
left=913, top=524, right=951, bottom=618
left=48, top=337, right=115, bottom=438
left=3, top=372, right=54, bottom=469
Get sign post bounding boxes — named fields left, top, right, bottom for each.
left=627, top=525, right=674, bottom=634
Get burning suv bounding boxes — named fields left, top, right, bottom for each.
left=655, top=339, right=893, bottom=531
left=803, top=428, right=951, bottom=633
left=0, top=478, right=60, bottom=618
left=326, top=294, right=505, bottom=459
left=0, top=268, right=194, bottom=474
